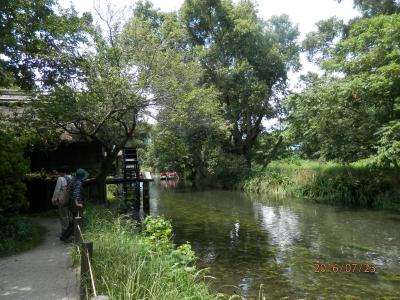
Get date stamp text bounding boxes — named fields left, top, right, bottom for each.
left=314, top=263, right=376, bottom=273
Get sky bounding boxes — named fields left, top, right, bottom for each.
left=58, top=0, right=360, bottom=125
left=59, top=0, right=360, bottom=79
left=59, top=0, right=359, bottom=38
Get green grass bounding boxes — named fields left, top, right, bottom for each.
left=106, top=183, right=118, bottom=202
left=243, top=159, right=400, bottom=210
left=0, top=215, right=46, bottom=257
left=75, top=206, right=218, bottom=300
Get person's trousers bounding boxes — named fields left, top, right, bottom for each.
left=60, top=210, right=77, bottom=241
left=58, top=204, right=71, bottom=233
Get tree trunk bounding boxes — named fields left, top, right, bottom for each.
left=93, top=148, right=120, bottom=203
left=244, top=149, right=252, bottom=168
left=260, top=136, right=283, bottom=172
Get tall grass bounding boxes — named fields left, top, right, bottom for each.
left=77, top=206, right=217, bottom=300
left=243, top=159, right=400, bottom=210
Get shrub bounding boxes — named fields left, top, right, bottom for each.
left=143, top=215, right=173, bottom=243
left=301, top=171, right=396, bottom=208
left=0, top=132, right=29, bottom=213
left=0, top=215, right=46, bottom=257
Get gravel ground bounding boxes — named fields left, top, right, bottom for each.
left=0, top=218, right=78, bottom=300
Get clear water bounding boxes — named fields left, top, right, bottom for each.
left=149, top=181, right=400, bottom=299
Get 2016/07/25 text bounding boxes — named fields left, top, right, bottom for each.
left=314, top=263, right=377, bottom=273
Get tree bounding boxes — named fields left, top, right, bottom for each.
left=0, top=0, right=92, bottom=90
left=286, top=14, right=400, bottom=164
left=338, top=0, right=400, bottom=16
left=29, top=6, right=224, bottom=199
left=0, top=131, right=29, bottom=213
left=181, top=0, right=300, bottom=165
left=131, top=4, right=234, bottom=183
left=147, top=85, right=229, bottom=182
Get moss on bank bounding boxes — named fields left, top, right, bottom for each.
left=76, top=206, right=216, bottom=300
left=243, top=159, right=400, bottom=210
left=0, top=215, right=46, bottom=257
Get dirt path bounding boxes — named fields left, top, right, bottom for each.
left=0, top=218, right=78, bottom=300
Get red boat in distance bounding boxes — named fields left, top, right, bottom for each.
left=160, top=171, right=179, bottom=180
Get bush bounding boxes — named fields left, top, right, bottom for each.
left=0, top=215, right=46, bottom=257
left=213, top=153, right=249, bottom=188
left=106, top=183, right=118, bottom=202
left=301, top=171, right=396, bottom=208
left=143, top=216, right=173, bottom=243
left=0, top=132, right=29, bottom=213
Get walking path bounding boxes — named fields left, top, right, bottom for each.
left=0, top=218, right=78, bottom=300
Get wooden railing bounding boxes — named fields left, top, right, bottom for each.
left=74, top=215, right=108, bottom=300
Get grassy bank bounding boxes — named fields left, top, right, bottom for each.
left=0, top=215, right=46, bottom=257
left=76, top=206, right=216, bottom=300
left=243, top=159, right=400, bottom=210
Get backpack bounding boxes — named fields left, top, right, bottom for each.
left=58, top=176, right=73, bottom=206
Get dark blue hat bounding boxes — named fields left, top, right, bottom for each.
left=76, top=168, right=89, bottom=180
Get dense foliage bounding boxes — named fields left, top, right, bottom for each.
left=138, top=0, right=300, bottom=181
left=339, top=0, right=400, bottom=16
left=0, top=0, right=92, bottom=90
left=286, top=11, right=400, bottom=166
left=22, top=2, right=219, bottom=198
left=1, top=0, right=399, bottom=209
left=0, top=215, right=46, bottom=257
left=0, top=131, right=29, bottom=213
left=244, top=159, right=400, bottom=210
left=181, top=0, right=299, bottom=164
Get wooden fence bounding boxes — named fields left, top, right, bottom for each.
left=74, top=215, right=108, bottom=300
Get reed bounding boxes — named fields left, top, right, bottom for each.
left=243, top=159, right=400, bottom=210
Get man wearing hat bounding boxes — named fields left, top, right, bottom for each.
left=70, top=168, right=89, bottom=210
left=60, top=168, right=89, bottom=242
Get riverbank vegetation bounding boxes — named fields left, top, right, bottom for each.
left=77, top=206, right=215, bottom=299
left=243, top=159, right=400, bottom=210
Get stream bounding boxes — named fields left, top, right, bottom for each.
left=149, top=180, right=400, bottom=299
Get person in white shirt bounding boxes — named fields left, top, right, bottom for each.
left=60, top=168, right=88, bottom=242
left=51, top=167, right=72, bottom=235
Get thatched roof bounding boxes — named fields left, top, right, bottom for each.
left=0, top=89, right=31, bottom=104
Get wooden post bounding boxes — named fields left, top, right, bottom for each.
left=74, top=216, right=82, bottom=243
left=143, top=181, right=150, bottom=214
left=80, top=241, right=93, bottom=300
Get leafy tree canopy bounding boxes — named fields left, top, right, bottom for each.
left=29, top=3, right=225, bottom=189
left=286, top=13, right=400, bottom=165
left=0, top=0, right=92, bottom=90
left=0, top=130, right=29, bottom=213
left=338, top=0, right=400, bottom=16
left=181, top=0, right=300, bottom=163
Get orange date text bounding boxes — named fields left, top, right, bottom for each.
left=314, top=263, right=376, bottom=273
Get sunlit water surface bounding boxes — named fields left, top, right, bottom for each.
left=149, top=181, right=400, bottom=299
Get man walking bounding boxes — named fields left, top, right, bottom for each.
left=51, top=167, right=72, bottom=236
left=60, top=168, right=88, bottom=242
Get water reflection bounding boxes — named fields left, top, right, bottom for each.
left=150, top=185, right=400, bottom=299
left=253, top=204, right=301, bottom=262
left=160, top=179, right=179, bottom=189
